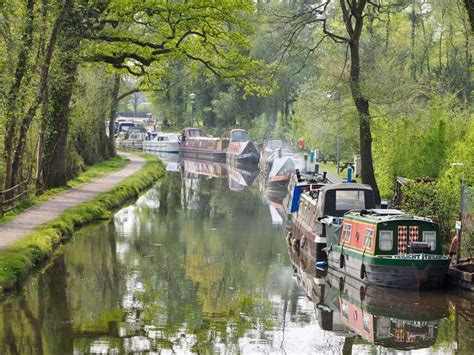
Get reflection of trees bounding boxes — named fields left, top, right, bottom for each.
left=5, top=172, right=472, bottom=353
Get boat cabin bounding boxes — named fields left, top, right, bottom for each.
left=337, top=210, right=442, bottom=256
left=312, top=183, right=376, bottom=218
left=229, top=129, right=248, bottom=142
left=181, top=128, right=205, bottom=140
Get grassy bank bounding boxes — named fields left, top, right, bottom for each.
left=0, top=156, right=128, bottom=225
left=0, top=154, right=164, bottom=294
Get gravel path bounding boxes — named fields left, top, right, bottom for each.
left=0, top=152, right=145, bottom=249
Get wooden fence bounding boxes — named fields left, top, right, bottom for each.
left=0, top=179, right=29, bottom=217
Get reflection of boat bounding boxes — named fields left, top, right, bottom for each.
left=226, top=129, right=260, bottom=165
left=179, top=157, right=227, bottom=178
left=226, top=163, right=259, bottom=191
left=289, top=248, right=449, bottom=350
left=179, top=128, right=229, bottom=162
left=143, top=132, right=180, bottom=153
left=149, top=152, right=180, bottom=172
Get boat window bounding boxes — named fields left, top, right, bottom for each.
left=364, top=229, right=373, bottom=248
left=379, top=231, right=393, bottom=251
left=423, top=231, right=436, bottom=251
left=231, top=130, right=247, bottom=142
left=343, top=224, right=351, bottom=242
left=188, top=129, right=203, bottom=137
left=335, top=190, right=366, bottom=211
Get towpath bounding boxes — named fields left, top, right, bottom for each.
left=0, top=152, right=145, bottom=249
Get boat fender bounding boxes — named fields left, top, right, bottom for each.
left=359, top=286, right=366, bottom=301
left=338, top=277, right=344, bottom=291
left=360, top=264, right=366, bottom=280
left=339, top=254, right=345, bottom=269
left=300, top=236, right=307, bottom=249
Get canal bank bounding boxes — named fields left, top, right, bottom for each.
left=0, top=152, right=165, bottom=294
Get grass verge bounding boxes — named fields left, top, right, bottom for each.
left=0, top=154, right=164, bottom=294
left=0, top=156, right=128, bottom=225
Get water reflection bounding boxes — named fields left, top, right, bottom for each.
left=0, top=160, right=472, bottom=353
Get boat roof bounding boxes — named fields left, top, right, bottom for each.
left=346, top=209, right=436, bottom=224
left=319, top=183, right=373, bottom=192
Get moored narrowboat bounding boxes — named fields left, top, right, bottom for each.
left=179, top=128, right=229, bottom=162
left=288, top=183, right=375, bottom=264
left=326, top=209, right=451, bottom=289
left=226, top=129, right=260, bottom=165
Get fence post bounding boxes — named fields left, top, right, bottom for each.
left=0, top=191, right=3, bottom=218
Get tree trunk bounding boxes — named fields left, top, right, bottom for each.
left=10, top=0, right=73, bottom=187
left=465, top=0, right=474, bottom=32
left=42, top=5, right=80, bottom=188
left=340, top=0, right=381, bottom=204
left=108, top=73, right=121, bottom=157
left=42, top=62, right=79, bottom=188
left=3, top=0, right=35, bottom=191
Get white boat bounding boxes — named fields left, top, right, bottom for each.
left=142, top=132, right=180, bottom=153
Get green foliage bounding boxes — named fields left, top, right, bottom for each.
left=0, top=155, right=165, bottom=294
left=401, top=181, right=457, bottom=242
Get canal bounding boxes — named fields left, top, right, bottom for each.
left=0, top=157, right=473, bottom=354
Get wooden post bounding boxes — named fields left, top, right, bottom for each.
left=0, top=191, right=3, bottom=218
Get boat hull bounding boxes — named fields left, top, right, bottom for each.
left=143, top=141, right=180, bottom=153
left=328, top=246, right=450, bottom=289
left=226, top=141, right=260, bottom=166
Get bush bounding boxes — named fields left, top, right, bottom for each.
left=402, top=181, right=458, bottom=243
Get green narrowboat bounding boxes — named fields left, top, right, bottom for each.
left=327, top=209, right=451, bottom=289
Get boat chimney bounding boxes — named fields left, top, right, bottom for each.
left=296, top=169, right=303, bottom=182
left=314, top=163, right=319, bottom=174
left=323, top=171, right=327, bottom=180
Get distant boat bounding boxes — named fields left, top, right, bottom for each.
left=226, top=129, right=260, bottom=165
left=143, top=132, right=180, bottom=153
left=115, top=126, right=147, bottom=149
left=259, top=138, right=292, bottom=174
left=179, top=128, right=228, bottom=162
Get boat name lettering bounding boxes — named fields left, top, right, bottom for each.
left=390, top=254, right=448, bottom=260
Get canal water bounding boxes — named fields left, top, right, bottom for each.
left=0, top=158, right=473, bottom=354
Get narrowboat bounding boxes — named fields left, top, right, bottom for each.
left=142, top=132, right=180, bottom=153
left=259, top=138, right=292, bottom=174
left=326, top=208, right=451, bottom=289
left=225, top=129, right=260, bottom=165
left=179, top=128, right=228, bottom=162
left=288, top=183, right=376, bottom=265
